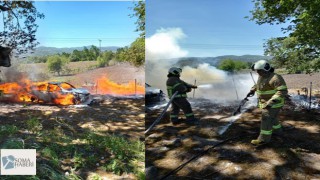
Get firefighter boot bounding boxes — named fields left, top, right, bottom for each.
left=185, top=117, right=200, bottom=125
left=170, top=115, right=181, bottom=125
left=251, top=134, right=271, bottom=146
left=251, top=139, right=268, bottom=146
left=171, top=119, right=182, bottom=125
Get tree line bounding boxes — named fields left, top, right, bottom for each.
left=28, top=43, right=143, bottom=64
left=1, top=1, right=145, bottom=70
left=25, top=42, right=144, bottom=76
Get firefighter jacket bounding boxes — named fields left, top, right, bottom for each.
left=251, top=72, right=288, bottom=109
left=166, top=76, right=194, bottom=98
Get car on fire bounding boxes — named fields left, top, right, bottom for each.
left=29, top=82, right=91, bottom=105
left=0, top=81, right=90, bottom=105
left=145, top=83, right=166, bottom=106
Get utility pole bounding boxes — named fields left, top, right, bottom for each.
left=98, top=39, right=102, bottom=55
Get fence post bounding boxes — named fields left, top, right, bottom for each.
left=135, top=79, right=137, bottom=96
left=309, top=82, right=312, bottom=110
left=193, top=79, right=196, bottom=98
left=96, top=81, right=98, bottom=94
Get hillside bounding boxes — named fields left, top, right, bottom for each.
left=29, top=46, right=120, bottom=56
left=172, top=55, right=272, bottom=68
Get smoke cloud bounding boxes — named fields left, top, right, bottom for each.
left=0, top=58, right=49, bottom=83
left=180, top=63, right=257, bottom=102
left=146, top=28, right=188, bottom=91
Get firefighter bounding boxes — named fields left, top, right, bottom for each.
left=166, top=67, right=199, bottom=125
left=248, top=60, right=288, bottom=145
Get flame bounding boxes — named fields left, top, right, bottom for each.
left=53, top=93, right=75, bottom=105
left=0, top=79, right=76, bottom=105
left=92, top=77, right=145, bottom=95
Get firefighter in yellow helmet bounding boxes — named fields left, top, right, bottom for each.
left=166, top=67, right=199, bottom=125
left=248, top=60, right=288, bottom=145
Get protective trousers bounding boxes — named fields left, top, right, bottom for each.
left=258, top=108, right=282, bottom=142
left=170, top=97, right=194, bottom=122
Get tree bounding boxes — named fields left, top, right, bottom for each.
left=263, top=37, right=319, bottom=73
left=47, top=55, right=66, bottom=76
left=218, top=59, right=248, bottom=72
left=115, top=1, right=146, bottom=67
left=0, top=1, right=44, bottom=54
left=89, top=45, right=100, bottom=60
left=69, top=50, right=82, bottom=62
left=249, top=0, right=320, bottom=73
left=98, top=50, right=113, bottom=67
left=127, top=37, right=145, bottom=66
left=131, top=1, right=145, bottom=38
left=115, top=47, right=128, bottom=62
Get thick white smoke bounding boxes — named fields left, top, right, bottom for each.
left=146, top=27, right=258, bottom=102
left=146, top=28, right=188, bottom=91
left=0, top=58, right=49, bottom=82
left=179, top=63, right=258, bottom=102
left=181, top=64, right=227, bottom=84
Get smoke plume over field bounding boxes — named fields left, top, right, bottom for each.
left=146, top=28, right=257, bottom=102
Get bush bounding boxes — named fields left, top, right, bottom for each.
left=218, top=59, right=248, bottom=72
left=0, top=125, right=18, bottom=138
left=26, top=117, right=43, bottom=134
left=47, top=55, right=68, bottom=76
left=1, top=138, right=24, bottom=149
left=97, top=56, right=108, bottom=67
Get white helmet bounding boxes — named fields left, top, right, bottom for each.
left=168, top=67, right=182, bottom=75
left=251, top=60, right=271, bottom=71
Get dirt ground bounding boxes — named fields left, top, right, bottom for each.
left=283, top=73, right=320, bottom=90
left=145, top=74, right=320, bottom=179
left=69, top=63, right=145, bottom=86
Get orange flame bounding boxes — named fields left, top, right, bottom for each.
left=0, top=80, right=76, bottom=105
left=91, top=77, right=145, bottom=95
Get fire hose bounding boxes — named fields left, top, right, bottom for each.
left=159, top=137, right=237, bottom=180
left=145, top=91, right=179, bottom=134
left=232, top=95, right=249, bottom=116
left=232, top=72, right=256, bottom=116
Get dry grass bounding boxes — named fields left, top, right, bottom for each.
left=18, top=61, right=98, bottom=76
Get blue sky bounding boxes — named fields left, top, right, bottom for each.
left=34, top=1, right=139, bottom=48
left=146, top=0, right=288, bottom=57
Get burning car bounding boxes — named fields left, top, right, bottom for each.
left=145, top=83, right=166, bottom=105
left=0, top=81, right=91, bottom=105
left=30, top=82, right=91, bottom=105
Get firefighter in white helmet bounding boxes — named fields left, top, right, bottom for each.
left=166, top=67, right=199, bottom=125
left=248, top=60, right=288, bottom=145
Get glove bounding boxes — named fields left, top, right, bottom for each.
left=186, top=88, right=192, bottom=92
left=247, top=90, right=255, bottom=97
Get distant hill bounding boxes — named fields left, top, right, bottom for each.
left=30, top=46, right=120, bottom=56
left=172, top=55, right=272, bottom=68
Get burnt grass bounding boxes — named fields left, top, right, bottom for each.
left=0, top=97, right=145, bottom=179
left=145, top=99, right=320, bottom=179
